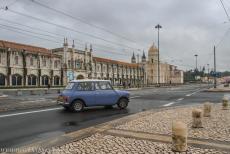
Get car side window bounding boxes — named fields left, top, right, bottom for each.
left=96, top=81, right=112, bottom=90
left=95, top=82, right=100, bottom=90
left=75, top=82, right=94, bottom=91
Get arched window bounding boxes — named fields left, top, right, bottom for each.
left=28, top=75, right=37, bottom=86
left=54, top=76, right=60, bottom=85
left=12, top=74, right=22, bottom=86
left=0, top=73, right=5, bottom=86
left=42, top=75, right=49, bottom=86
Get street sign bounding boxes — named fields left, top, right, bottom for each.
left=210, top=71, right=221, bottom=77
left=67, top=71, right=74, bottom=81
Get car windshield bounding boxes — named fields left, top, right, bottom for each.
left=65, top=82, right=75, bottom=90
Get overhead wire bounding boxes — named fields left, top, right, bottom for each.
left=220, top=0, right=230, bottom=21
left=3, top=7, right=142, bottom=53
left=0, top=24, right=132, bottom=57
left=28, top=0, right=141, bottom=46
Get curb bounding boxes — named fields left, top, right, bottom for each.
left=203, top=89, right=230, bottom=92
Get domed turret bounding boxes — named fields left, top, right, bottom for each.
left=148, top=43, right=158, bottom=63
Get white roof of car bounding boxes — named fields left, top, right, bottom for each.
left=70, top=79, right=111, bottom=83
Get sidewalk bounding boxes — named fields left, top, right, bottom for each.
left=18, top=103, right=230, bottom=154
left=205, top=84, right=230, bottom=92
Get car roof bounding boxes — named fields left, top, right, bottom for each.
left=69, top=79, right=111, bottom=83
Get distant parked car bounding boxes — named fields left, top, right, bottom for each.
left=57, top=80, right=130, bottom=112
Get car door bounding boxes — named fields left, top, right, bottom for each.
left=95, top=81, right=119, bottom=105
left=74, top=82, right=96, bottom=106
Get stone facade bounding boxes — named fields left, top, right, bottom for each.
left=0, top=39, right=183, bottom=87
left=143, top=44, right=184, bottom=84
left=0, top=40, right=62, bottom=87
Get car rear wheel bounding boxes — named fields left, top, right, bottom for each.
left=71, top=100, right=84, bottom=112
left=117, top=98, right=128, bottom=109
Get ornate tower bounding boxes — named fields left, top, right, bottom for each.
left=141, top=50, right=146, bottom=63
left=131, top=52, right=136, bottom=63
left=148, top=43, right=158, bottom=64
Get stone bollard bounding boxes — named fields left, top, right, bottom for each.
left=203, top=102, right=212, bottom=117
left=192, top=109, right=203, bottom=128
left=222, top=97, right=229, bottom=110
left=172, top=121, right=188, bottom=152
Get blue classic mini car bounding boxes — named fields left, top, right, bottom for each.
left=57, top=80, right=130, bottom=112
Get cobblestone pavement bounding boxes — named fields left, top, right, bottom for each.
left=43, top=133, right=227, bottom=154
left=117, top=104, right=230, bottom=142
left=39, top=104, right=230, bottom=154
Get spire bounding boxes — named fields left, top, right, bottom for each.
left=142, top=50, right=146, bottom=59
left=90, top=44, right=93, bottom=52
left=131, top=52, right=136, bottom=63
left=142, top=50, right=146, bottom=63
left=72, top=40, right=75, bottom=48
left=85, top=43, right=88, bottom=51
left=63, top=37, right=68, bottom=47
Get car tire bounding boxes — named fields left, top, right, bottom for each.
left=117, top=98, right=128, bottom=109
left=71, top=100, right=84, bottom=112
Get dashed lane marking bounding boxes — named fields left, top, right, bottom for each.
left=0, top=107, right=62, bottom=118
left=163, top=102, right=175, bottom=107
left=185, top=89, right=202, bottom=97
left=177, top=98, right=184, bottom=101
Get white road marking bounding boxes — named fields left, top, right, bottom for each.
left=0, top=95, right=8, bottom=98
left=185, top=89, right=202, bottom=97
left=163, top=102, right=174, bottom=107
left=177, top=98, right=184, bottom=101
left=0, top=107, right=62, bottom=118
left=130, top=96, right=141, bottom=99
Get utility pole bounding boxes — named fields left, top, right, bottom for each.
left=155, top=24, right=162, bottom=86
left=214, top=46, right=217, bottom=88
left=136, top=54, right=140, bottom=88
left=194, top=54, right=198, bottom=81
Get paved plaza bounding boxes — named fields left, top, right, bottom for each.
left=38, top=103, right=230, bottom=154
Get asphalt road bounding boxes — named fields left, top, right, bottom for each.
left=0, top=84, right=227, bottom=148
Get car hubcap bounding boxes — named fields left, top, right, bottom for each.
left=120, top=100, right=127, bottom=108
left=74, top=103, right=82, bottom=111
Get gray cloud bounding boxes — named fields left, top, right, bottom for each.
left=0, top=0, right=229, bottom=71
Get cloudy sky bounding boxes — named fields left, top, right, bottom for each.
left=0, top=0, right=230, bottom=71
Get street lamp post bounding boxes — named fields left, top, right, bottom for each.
left=194, top=54, right=198, bottom=70
left=155, top=24, right=162, bottom=86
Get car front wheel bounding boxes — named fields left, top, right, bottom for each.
left=71, top=100, right=84, bottom=112
left=117, top=98, right=128, bottom=109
